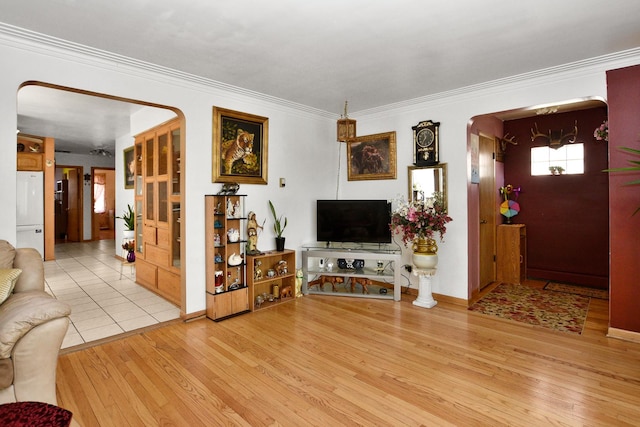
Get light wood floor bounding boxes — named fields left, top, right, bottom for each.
left=56, top=286, right=640, bottom=426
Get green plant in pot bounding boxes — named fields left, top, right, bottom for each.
left=268, top=200, right=287, bottom=251
left=117, top=204, right=135, bottom=238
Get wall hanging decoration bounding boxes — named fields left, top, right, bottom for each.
left=531, top=121, right=578, bottom=149
left=123, top=146, right=134, bottom=189
left=499, top=184, right=521, bottom=223
left=593, top=120, right=608, bottom=141
left=347, top=131, right=396, bottom=180
left=212, top=107, right=268, bottom=184
left=412, top=120, right=440, bottom=166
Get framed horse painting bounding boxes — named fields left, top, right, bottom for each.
left=212, top=107, right=269, bottom=184
left=346, top=131, right=397, bottom=181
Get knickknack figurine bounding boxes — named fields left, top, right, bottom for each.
left=246, top=211, right=265, bottom=255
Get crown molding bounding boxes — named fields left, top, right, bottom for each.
left=2, top=22, right=640, bottom=121
left=0, top=22, right=335, bottom=119
left=353, top=47, right=640, bottom=117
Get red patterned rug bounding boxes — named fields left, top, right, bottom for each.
left=543, top=281, right=609, bottom=300
left=468, top=282, right=590, bottom=334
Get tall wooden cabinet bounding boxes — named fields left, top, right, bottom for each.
left=497, top=224, right=526, bottom=285
left=205, top=194, right=250, bottom=321
left=134, top=118, right=181, bottom=305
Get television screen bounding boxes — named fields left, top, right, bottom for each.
left=316, top=200, right=392, bottom=244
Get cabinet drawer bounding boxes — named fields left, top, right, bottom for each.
left=157, top=228, right=170, bottom=247
left=146, top=244, right=169, bottom=266
left=157, top=268, right=180, bottom=303
left=136, top=259, right=157, bottom=288
left=143, top=226, right=157, bottom=245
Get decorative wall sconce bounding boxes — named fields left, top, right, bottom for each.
left=84, top=173, right=91, bottom=185
left=336, top=101, right=356, bottom=142
left=531, top=121, right=578, bottom=149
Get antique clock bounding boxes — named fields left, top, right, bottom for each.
left=412, top=120, right=440, bottom=166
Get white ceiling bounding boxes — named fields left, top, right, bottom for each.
left=6, top=0, right=640, bottom=154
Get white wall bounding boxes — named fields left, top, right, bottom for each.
left=2, top=29, right=639, bottom=312
left=349, top=55, right=640, bottom=298
left=0, top=30, right=335, bottom=315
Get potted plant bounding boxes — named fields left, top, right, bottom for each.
left=549, top=166, right=564, bottom=175
left=117, top=204, right=135, bottom=238
left=268, top=200, right=287, bottom=251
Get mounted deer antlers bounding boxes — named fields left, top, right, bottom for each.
left=497, top=133, right=518, bottom=152
left=531, top=121, right=578, bottom=149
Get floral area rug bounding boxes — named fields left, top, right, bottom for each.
left=468, top=282, right=590, bottom=334
left=543, top=282, right=609, bottom=300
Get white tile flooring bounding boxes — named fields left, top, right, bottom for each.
left=45, top=240, right=181, bottom=349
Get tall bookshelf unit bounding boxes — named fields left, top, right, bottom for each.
left=205, top=194, right=250, bottom=321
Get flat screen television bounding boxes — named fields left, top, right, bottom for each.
left=316, top=199, right=392, bottom=244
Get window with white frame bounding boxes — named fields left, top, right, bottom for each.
left=531, top=143, right=584, bottom=176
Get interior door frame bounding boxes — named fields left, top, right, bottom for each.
left=478, top=133, right=497, bottom=291
left=90, top=167, right=116, bottom=240
left=55, top=164, right=84, bottom=244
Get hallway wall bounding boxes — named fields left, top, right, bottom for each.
left=503, top=107, right=609, bottom=288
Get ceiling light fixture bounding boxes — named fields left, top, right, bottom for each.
left=89, top=148, right=113, bottom=157
left=337, top=101, right=356, bottom=142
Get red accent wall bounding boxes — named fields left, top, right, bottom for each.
left=606, top=64, right=640, bottom=333
left=503, top=108, right=609, bottom=288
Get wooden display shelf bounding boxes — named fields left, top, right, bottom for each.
left=247, top=249, right=296, bottom=311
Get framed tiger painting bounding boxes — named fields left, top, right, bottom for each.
left=212, top=107, right=269, bottom=184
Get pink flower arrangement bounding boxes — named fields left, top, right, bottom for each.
left=390, top=193, right=452, bottom=247
left=594, top=120, right=608, bottom=141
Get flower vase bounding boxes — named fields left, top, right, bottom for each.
left=411, top=237, right=438, bottom=308
left=126, top=250, right=135, bottom=263
left=412, top=237, right=438, bottom=270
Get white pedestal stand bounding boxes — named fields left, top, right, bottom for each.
left=412, top=268, right=437, bottom=308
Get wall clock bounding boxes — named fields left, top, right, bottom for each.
left=412, top=120, right=440, bottom=166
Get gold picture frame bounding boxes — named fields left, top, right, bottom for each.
left=212, top=107, right=268, bottom=184
left=347, top=131, right=397, bottom=181
left=123, top=146, right=135, bottom=189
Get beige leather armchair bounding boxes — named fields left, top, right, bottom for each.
left=0, top=240, right=71, bottom=405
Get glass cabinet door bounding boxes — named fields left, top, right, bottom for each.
left=145, top=136, right=154, bottom=177
left=146, top=182, right=155, bottom=222
left=158, top=181, right=168, bottom=224
left=135, top=142, right=143, bottom=196
left=135, top=199, right=144, bottom=253
left=171, top=128, right=180, bottom=195
left=158, top=132, right=168, bottom=176
left=172, top=202, right=181, bottom=268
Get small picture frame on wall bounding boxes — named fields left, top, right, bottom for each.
left=212, top=107, right=269, bottom=185
left=123, top=146, right=135, bottom=189
left=347, top=131, right=397, bottom=181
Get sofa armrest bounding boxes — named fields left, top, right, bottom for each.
left=12, top=317, right=69, bottom=405
left=13, top=248, right=44, bottom=293
left=0, top=291, right=71, bottom=359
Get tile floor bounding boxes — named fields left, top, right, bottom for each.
left=45, top=240, right=181, bottom=349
